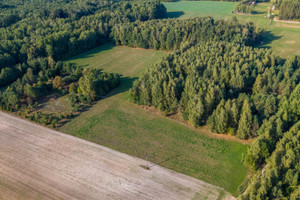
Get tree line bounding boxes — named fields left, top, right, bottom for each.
left=112, top=16, right=264, bottom=50
left=274, top=0, right=300, bottom=20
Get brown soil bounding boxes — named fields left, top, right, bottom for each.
left=274, top=17, right=300, bottom=24
left=277, top=24, right=300, bottom=29
left=0, top=111, right=234, bottom=200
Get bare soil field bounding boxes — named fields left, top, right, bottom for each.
left=0, top=111, right=233, bottom=200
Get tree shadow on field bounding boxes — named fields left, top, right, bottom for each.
left=167, top=11, right=185, bottom=18
left=66, top=43, right=115, bottom=60
left=140, top=154, right=181, bottom=170
left=252, top=10, right=264, bottom=15
left=100, top=75, right=136, bottom=99
left=257, top=31, right=282, bottom=48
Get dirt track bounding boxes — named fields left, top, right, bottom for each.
left=0, top=111, right=234, bottom=200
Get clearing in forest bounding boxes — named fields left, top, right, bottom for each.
left=60, top=44, right=249, bottom=196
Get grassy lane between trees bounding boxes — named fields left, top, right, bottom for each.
left=59, top=44, right=249, bottom=196
left=164, top=1, right=300, bottom=58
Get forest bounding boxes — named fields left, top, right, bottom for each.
left=115, top=2, right=298, bottom=199
left=275, top=0, right=300, bottom=20
left=128, top=28, right=299, bottom=199
left=0, top=0, right=299, bottom=199
left=112, top=17, right=263, bottom=49
left=0, top=0, right=166, bottom=126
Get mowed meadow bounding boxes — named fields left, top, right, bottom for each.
left=59, top=44, right=249, bottom=196
left=164, top=1, right=300, bottom=58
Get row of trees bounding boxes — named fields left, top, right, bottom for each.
left=275, top=0, right=300, bottom=20
left=112, top=16, right=264, bottom=49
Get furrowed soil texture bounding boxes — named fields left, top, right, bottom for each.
left=0, top=111, right=233, bottom=200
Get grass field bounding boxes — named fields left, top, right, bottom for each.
left=165, top=1, right=235, bottom=19
left=59, top=44, right=249, bottom=196
left=164, top=1, right=300, bottom=58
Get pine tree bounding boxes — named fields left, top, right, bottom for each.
left=188, top=96, right=204, bottom=127
left=237, top=100, right=253, bottom=139
left=217, top=107, right=228, bottom=134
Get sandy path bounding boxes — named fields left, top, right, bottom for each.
left=274, top=18, right=300, bottom=25
left=0, top=111, right=234, bottom=200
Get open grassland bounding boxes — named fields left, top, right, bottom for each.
left=164, top=1, right=300, bottom=58
left=60, top=44, right=249, bottom=196
left=164, top=1, right=235, bottom=19
left=0, top=111, right=234, bottom=200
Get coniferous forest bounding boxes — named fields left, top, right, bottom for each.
left=0, top=0, right=166, bottom=125
left=0, top=0, right=299, bottom=199
left=273, top=0, right=300, bottom=20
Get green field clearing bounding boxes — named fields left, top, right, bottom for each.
left=164, top=1, right=235, bottom=19
left=164, top=1, right=300, bottom=58
left=59, top=44, right=249, bottom=196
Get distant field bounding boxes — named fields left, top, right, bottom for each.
left=164, top=1, right=235, bottom=19
left=66, top=44, right=165, bottom=76
left=60, top=44, right=249, bottom=196
left=164, top=1, right=300, bottom=58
